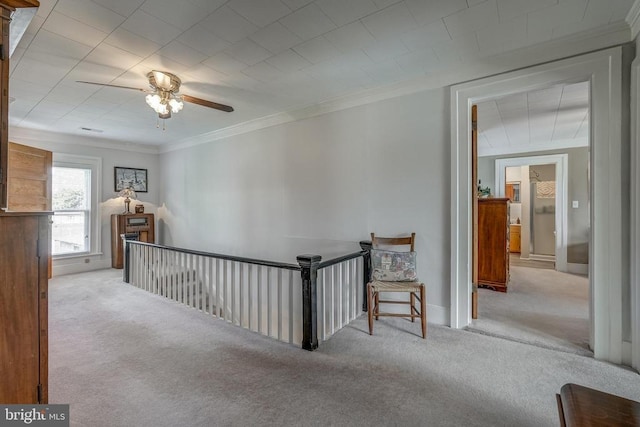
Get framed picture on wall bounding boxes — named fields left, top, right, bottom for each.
left=114, top=167, right=148, bottom=192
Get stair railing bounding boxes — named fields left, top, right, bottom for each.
left=123, top=240, right=372, bottom=351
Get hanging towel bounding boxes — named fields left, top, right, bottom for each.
left=536, top=181, right=556, bottom=199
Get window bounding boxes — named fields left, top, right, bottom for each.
left=52, top=155, right=101, bottom=257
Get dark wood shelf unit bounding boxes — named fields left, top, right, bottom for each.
left=111, top=213, right=155, bottom=269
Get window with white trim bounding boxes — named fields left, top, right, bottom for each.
left=52, top=155, right=101, bottom=257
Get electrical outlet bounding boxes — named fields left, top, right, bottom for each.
left=572, top=200, right=579, bottom=208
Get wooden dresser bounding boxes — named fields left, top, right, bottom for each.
left=478, top=198, right=510, bottom=292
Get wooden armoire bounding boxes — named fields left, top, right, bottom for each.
left=478, top=198, right=510, bottom=292
left=0, top=0, right=49, bottom=405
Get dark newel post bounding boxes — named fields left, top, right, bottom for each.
left=359, top=240, right=372, bottom=312
left=297, top=254, right=321, bottom=351
left=122, top=236, right=130, bottom=283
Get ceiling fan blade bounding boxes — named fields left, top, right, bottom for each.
left=182, top=94, right=234, bottom=112
left=76, top=81, right=148, bottom=92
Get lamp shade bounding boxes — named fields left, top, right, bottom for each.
left=118, top=187, right=136, bottom=199
left=118, top=187, right=136, bottom=214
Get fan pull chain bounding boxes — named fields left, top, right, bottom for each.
left=155, top=118, right=167, bottom=131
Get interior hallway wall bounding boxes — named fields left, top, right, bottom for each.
left=158, top=88, right=452, bottom=322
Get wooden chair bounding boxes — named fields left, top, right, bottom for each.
left=367, top=233, right=427, bottom=338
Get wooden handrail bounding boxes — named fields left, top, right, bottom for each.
left=318, top=250, right=367, bottom=269
left=126, top=240, right=301, bottom=271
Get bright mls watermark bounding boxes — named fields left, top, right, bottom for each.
left=0, top=405, right=68, bottom=427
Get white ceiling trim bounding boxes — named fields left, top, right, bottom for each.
left=161, top=20, right=631, bottom=154
left=478, top=137, right=588, bottom=157
left=626, top=0, right=640, bottom=40
left=9, top=126, right=159, bottom=154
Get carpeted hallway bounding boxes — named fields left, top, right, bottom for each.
left=49, top=269, right=639, bottom=427
left=468, top=264, right=590, bottom=356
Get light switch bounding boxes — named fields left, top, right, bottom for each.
left=572, top=200, right=579, bottom=208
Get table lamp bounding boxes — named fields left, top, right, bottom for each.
left=118, top=187, right=136, bottom=214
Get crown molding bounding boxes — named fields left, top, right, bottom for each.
left=162, top=21, right=631, bottom=154
left=9, top=126, right=160, bottom=154
left=627, top=0, right=640, bottom=40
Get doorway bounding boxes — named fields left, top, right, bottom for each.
left=494, top=154, right=570, bottom=272
left=450, top=47, right=624, bottom=363
left=467, top=103, right=593, bottom=356
left=508, top=164, right=558, bottom=262
left=530, top=167, right=557, bottom=259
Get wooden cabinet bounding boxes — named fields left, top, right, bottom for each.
left=0, top=0, right=46, bottom=405
left=111, top=213, right=155, bottom=268
left=478, top=198, right=510, bottom=292
left=0, top=4, right=9, bottom=209
left=509, top=224, right=521, bottom=253
left=7, top=142, right=52, bottom=211
left=0, top=213, right=49, bottom=403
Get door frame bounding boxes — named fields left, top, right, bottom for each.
left=494, top=154, right=569, bottom=272
left=628, top=52, right=640, bottom=371
left=450, top=47, right=623, bottom=364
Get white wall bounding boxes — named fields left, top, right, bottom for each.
left=477, top=157, right=494, bottom=195
left=630, top=32, right=640, bottom=369
left=158, top=88, right=451, bottom=323
left=8, top=129, right=160, bottom=275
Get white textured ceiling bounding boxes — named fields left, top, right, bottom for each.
left=8, top=0, right=633, bottom=147
left=477, top=81, right=590, bottom=157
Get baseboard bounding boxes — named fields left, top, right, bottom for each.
left=529, top=254, right=556, bottom=262
left=567, top=263, right=589, bottom=275
left=622, top=340, right=633, bottom=367
left=53, top=258, right=112, bottom=277
left=428, top=304, right=449, bottom=326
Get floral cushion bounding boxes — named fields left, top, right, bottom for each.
left=371, top=249, right=417, bottom=282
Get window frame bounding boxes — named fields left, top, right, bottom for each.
left=51, top=154, right=102, bottom=259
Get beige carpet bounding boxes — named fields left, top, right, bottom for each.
left=48, top=269, right=639, bottom=427
left=468, top=263, right=590, bottom=356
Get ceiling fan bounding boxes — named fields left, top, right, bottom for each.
left=77, top=70, right=234, bottom=120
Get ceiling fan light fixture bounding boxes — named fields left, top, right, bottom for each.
left=169, top=96, right=183, bottom=113
left=77, top=69, right=234, bottom=126
left=145, top=90, right=183, bottom=116
left=145, top=93, right=162, bottom=109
